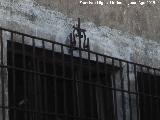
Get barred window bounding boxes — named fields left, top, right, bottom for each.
left=7, top=41, right=115, bottom=120
left=138, top=71, right=160, bottom=120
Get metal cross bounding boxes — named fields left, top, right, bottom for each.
left=69, top=18, right=90, bottom=51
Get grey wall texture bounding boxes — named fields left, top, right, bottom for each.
left=0, top=0, right=160, bottom=120
left=36, top=0, right=160, bottom=42
left=0, top=0, right=160, bottom=68
left=0, top=31, right=9, bottom=120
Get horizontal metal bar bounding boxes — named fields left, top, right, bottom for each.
left=0, top=106, right=98, bottom=120
left=0, top=26, right=160, bottom=71
left=0, top=64, right=159, bottom=100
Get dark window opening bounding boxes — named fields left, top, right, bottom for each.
left=137, top=72, right=160, bottom=120
left=7, top=41, right=115, bottom=120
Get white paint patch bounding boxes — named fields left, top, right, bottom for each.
left=117, top=1, right=122, bottom=4
left=140, top=2, right=145, bottom=5
left=130, top=2, right=136, bottom=5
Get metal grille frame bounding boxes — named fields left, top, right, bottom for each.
left=0, top=27, right=160, bottom=120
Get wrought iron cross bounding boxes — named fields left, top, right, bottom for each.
left=69, top=18, right=90, bottom=50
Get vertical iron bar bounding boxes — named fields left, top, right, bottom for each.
left=0, top=29, right=5, bottom=120
left=70, top=42, right=77, bottom=117
left=147, top=68, right=153, bottom=120
left=61, top=45, right=67, bottom=119
left=42, top=41, right=48, bottom=119
left=77, top=32, right=82, bottom=117
left=61, top=45, right=65, bottom=79
left=119, top=61, right=125, bottom=120
left=11, top=32, right=16, bottom=120
left=112, top=59, right=118, bottom=120
left=28, top=62, right=33, bottom=119
left=78, top=18, right=82, bottom=53
left=154, top=70, right=159, bottom=120
left=88, top=48, right=94, bottom=118
left=127, top=62, right=132, bottom=120
left=32, top=38, right=38, bottom=120
left=140, top=66, right=145, bottom=120
left=96, top=54, right=101, bottom=120
left=22, top=35, right=27, bottom=120
left=104, top=57, right=110, bottom=118
left=78, top=18, right=80, bottom=28
left=79, top=39, right=81, bottom=52
left=52, top=43, right=57, bottom=119
left=104, top=57, right=107, bottom=85
left=37, top=56, right=42, bottom=120
left=78, top=28, right=82, bottom=118
left=134, top=64, right=140, bottom=120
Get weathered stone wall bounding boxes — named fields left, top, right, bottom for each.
left=0, top=0, right=160, bottom=68
left=1, top=0, right=160, bottom=42
left=0, top=0, right=160, bottom=120
left=0, top=30, right=9, bottom=120
left=35, top=0, right=160, bottom=42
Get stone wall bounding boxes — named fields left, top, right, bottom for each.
left=1, top=0, right=160, bottom=42
left=0, top=0, right=160, bottom=68
left=0, top=0, right=160, bottom=120
left=0, top=30, right=9, bottom=120
left=35, top=0, right=160, bottom=42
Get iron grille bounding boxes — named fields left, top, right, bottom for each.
left=0, top=27, right=160, bottom=120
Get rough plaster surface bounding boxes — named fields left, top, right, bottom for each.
left=35, top=0, right=160, bottom=42
left=0, top=0, right=160, bottom=68
left=0, top=0, right=160, bottom=120
left=0, top=31, right=9, bottom=120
